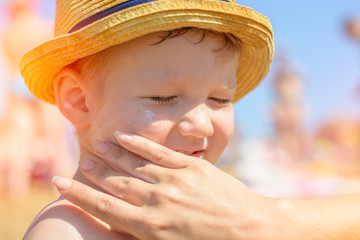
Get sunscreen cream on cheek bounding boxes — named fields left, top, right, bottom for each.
left=135, top=106, right=173, bottom=144
left=94, top=105, right=170, bottom=144
left=138, top=107, right=162, bottom=130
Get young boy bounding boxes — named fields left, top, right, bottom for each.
left=19, top=0, right=273, bottom=239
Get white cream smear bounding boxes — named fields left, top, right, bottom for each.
left=97, top=105, right=163, bottom=138
left=140, top=106, right=161, bottom=129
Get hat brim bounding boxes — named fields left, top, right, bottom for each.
left=19, top=0, right=274, bottom=104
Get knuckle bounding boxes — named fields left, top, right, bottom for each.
left=154, top=148, right=170, bottom=163
left=113, top=176, right=132, bottom=196
left=94, top=195, right=116, bottom=218
left=151, top=186, right=181, bottom=203
left=188, top=160, right=209, bottom=175
left=165, top=172, right=183, bottom=183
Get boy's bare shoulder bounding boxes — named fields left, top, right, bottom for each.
left=23, top=198, right=136, bottom=240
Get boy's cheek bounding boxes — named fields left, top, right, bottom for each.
left=90, top=105, right=174, bottom=146
left=131, top=118, right=174, bottom=146
left=123, top=106, right=174, bottom=145
left=209, top=109, right=235, bottom=162
left=214, top=107, right=234, bottom=137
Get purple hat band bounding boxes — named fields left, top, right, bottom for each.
left=69, top=0, right=230, bottom=33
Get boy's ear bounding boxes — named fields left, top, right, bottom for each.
left=54, top=67, right=90, bottom=128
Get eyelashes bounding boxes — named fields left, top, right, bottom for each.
left=150, top=96, right=176, bottom=105
left=150, top=96, right=231, bottom=106
left=209, top=98, right=232, bottom=105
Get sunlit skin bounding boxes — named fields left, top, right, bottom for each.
left=23, top=30, right=239, bottom=239
left=79, top=30, right=238, bottom=165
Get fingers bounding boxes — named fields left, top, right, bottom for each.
left=52, top=176, right=142, bottom=234
left=114, top=131, right=191, bottom=168
left=80, top=158, right=153, bottom=206
left=93, top=141, right=164, bottom=183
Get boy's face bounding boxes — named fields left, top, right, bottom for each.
left=86, top=31, right=238, bottom=164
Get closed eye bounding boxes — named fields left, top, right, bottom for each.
left=151, top=96, right=177, bottom=105
left=209, top=98, right=232, bottom=105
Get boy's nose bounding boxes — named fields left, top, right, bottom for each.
left=176, top=105, right=214, bottom=139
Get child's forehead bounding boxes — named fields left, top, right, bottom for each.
left=103, top=38, right=237, bottom=89
left=84, top=29, right=239, bottom=91
left=104, top=29, right=239, bottom=64
left=108, top=32, right=235, bottom=66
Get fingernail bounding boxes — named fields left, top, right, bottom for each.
left=81, top=159, right=95, bottom=172
left=52, top=176, right=72, bottom=191
left=114, top=130, right=132, bottom=142
left=114, top=130, right=121, bottom=139
left=94, top=141, right=109, bottom=154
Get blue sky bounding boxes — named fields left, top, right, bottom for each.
left=1, top=0, right=360, bottom=139
left=237, top=0, right=360, bottom=138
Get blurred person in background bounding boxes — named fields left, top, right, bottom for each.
left=0, top=0, right=76, bottom=199
left=271, top=62, right=308, bottom=163
left=236, top=53, right=325, bottom=198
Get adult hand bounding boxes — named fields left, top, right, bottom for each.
left=53, top=131, right=275, bottom=240
left=54, top=132, right=360, bottom=240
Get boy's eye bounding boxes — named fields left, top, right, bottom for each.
left=209, top=98, right=232, bottom=105
left=151, top=96, right=176, bottom=105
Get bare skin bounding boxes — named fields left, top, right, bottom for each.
left=24, top=30, right=239, bottom=239
left=55, top=133, right=272, bottom=240
left=55, top=133, right=360, bottom=240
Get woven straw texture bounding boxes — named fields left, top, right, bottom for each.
left=19, top=0, right=274, bottom=104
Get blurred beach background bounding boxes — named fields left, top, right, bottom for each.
left=1, top=0, right=360, bottom=239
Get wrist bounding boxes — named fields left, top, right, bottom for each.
left=244, top=195, right=295, bottom=240
left=231, top=192, right=289, bottom=240
left=269, top=197, right=296, bottom=240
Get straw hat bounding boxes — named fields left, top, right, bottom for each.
left=19, top=0, right=274, bottom=104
